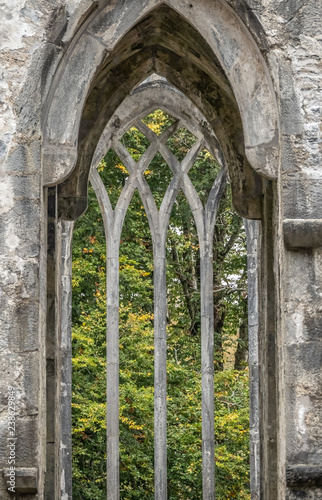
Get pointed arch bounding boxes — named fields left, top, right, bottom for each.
left=42, top=0, right=279, bottom=221
left=39, top=2, right=281, bottom=498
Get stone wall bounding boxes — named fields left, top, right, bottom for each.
left=0, top=0, right=321, bottom=498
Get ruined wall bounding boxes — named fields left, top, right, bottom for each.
left=0, top=0, right=321, bottom=498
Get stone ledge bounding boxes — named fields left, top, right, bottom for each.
left=287, top=465, right=322, bottom=488
left=284, top=219, right=322, bottom=249
left=2, top=467, right=38, bottom=494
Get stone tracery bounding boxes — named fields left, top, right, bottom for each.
left=89, top=79, right=227, bottom=499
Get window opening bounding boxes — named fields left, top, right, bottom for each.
left=188, top=149, right=220, bottom=208
left=120, top=127, right=151, bottom=161
left=165, top=127, right=197, bottom=162
left=144, top=152, right=173, bottom=210
left=71, top=106, right=251, bottom=500
left=141, top=109, right=176, bottom=136
left=97, top=150, right=129, bottom=210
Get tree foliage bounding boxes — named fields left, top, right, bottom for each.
left=71, top=110, right=250, bottom=499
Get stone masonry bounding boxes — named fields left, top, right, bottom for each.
left=0, top=0, right=321, bottom=498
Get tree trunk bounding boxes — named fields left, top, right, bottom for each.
left=214, top=305, right=225, bottom=371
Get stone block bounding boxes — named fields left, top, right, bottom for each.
left=286, top=489, right=322, bottom=500
left=12, top=417, right=38, bottom=467
left=3, top=467, right=38, bottom=494
left=278, top=56, right=303, bottom=137
left=0, top=416, right=39, bottom=468
left=21, top=353, right=39, bottom=414
left=3, top=142, right=41, bottom=175
left=0, top=353, right=39, bottom=418
left=0, top=298, right=39, bottom=352
left=287, top=342, right=322, bottom=377
left=11, top=175, right=40, bottom=200
left=287, top=465, right=322, bottom=488
left=283, top=179, right=322, bottom=220
left=284, top=219, right=322, bottom=249
left=304, top=313, right=322, bottom=342
left=284, top=250, right=316, bottom=303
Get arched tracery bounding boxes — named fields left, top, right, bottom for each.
left=90, top=79, right=227, bottom=499
left=54, top=77, right=261, bottom=500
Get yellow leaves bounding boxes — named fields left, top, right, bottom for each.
left=120, top=262, right=135, bottom=272
left=126, top=311, right=153, bottom=325
left=97, top=159, right=106, bottom=172
left=115, top=163, right=129, bottom=174
left=120, top=415, right=144, bottom=431
left=142, top=109, right=170, bottom=135
left=187, top=462, right=196, bottom=473
left=146, top=122, right=162, bottom=135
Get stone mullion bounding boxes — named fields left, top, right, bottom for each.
left=200, top=170, right=227, bottom=500
left=181, top=166, right=227, bottom=500
left=90, top=169, right=120, bottom=500
left=245, top=220, right=260, bottom=500
left=153, top=243, right=168, bottom=500
left=106, top=230, right=121, bottom=500
left=90, top=166, right=137, bottom=500
left=59, top=220, right=74, bottom=500
left=131, top=147, right=167, bottom=499
left=151, top=224, right=179, bottom=500
left=132, top=135, right=186, bottom=499
left=181, top=175, right=213, bottom=499
left=200, top=241, right=215, bottom=500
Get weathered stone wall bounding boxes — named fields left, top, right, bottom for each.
left=0, top=0, right=321, bottom=498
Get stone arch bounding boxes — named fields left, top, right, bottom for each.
left=52, top=76, right=262, bottom=500
left=40, top=2, right=280, bottom=498
left=42, top=0, right=279, bottom=221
